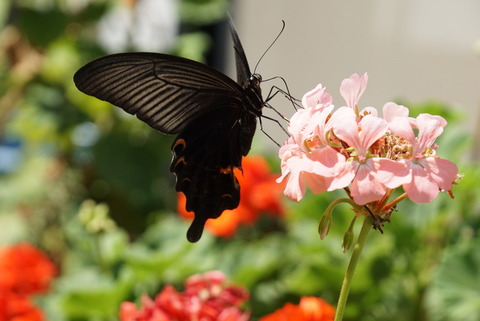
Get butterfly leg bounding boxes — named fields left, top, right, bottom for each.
left=258, top=113, right=289, bottom=147
left=264, top=76, right=301, bottom=110
left=262, top=100, right=290, bottom=124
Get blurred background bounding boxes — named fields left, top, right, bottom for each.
left=235, top=0, right=480, bottom=132
left=0, top=0, right=479, bottom=320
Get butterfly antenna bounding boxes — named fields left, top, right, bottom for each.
left=253, top=20, right=286, bottom=74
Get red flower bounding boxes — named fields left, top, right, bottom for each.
left=0, top=292, right=44, bottom=321
left=259, top=297, right=335, bottom=321
left=0, top=243, right=56, bottom=296
left=0, top=243, right=57, bottom=321
left=178, top=155, right=285, bottom=238
left=120, top=271, right=250, bottom=321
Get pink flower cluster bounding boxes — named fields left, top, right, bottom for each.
left=120, top=271, right=250, bottom=321
left=278, top=73, right=458, bottom=206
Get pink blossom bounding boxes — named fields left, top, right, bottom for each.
left=278, top=73, right=458, bottom=209
left=331, top=109, right=409, bottom=204
left=277, top=137, right=344, bottom=202
left=389, top=113, right=458, bottom=203
left=277, top=93, right=347, bottom=202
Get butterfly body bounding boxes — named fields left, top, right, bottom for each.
left=74, top=19, right=265, bottom=242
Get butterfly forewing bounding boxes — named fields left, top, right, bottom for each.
left=228, top=19, right=253, bottom=88
left=74, top=53, right=244, bottom=134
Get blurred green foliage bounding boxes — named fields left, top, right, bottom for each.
left=0, top=0, right=479, bottom=321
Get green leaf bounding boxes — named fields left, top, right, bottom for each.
left=426, top=239, right=480, bottom=321
left=17, top=7, right=69, bottom=47
left=179, top=0, right=228, bottom=25
left=55, top=268, right=131, bottom=319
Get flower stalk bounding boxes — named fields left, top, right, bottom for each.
left=334, top=215, right=373, bottom=321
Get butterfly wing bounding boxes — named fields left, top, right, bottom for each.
left=73, top=52, right=243, bottom=134
left=170, top=104, right=257, bottom=242
left=228, top=18, right=252, bottom=88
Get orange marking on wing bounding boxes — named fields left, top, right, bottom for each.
left=173, top=138, right=187, bottom=151
left=175, top=156, right=186, bottom=168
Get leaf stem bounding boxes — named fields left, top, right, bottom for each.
left=334, top=216, right=373, bottom=321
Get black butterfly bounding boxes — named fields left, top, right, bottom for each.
left=74, top=18, right=268, bottom=242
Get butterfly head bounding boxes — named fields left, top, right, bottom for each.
left=250, top=74, right=262, bottom=89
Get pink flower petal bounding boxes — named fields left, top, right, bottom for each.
left=328, top=161, right=357, bottom=191
left=414, top=114, right=446, bottom=156
left=304, top=172, right=330, bottom=194
left=288, top=108, right=311, bottom=145
left=331, top=108, right=359, bottom=147
left=308, top=146, right=346, bottom=177
left=282, top=170, right=306, bottom=202
left=279, top=146, right=347, bottom=201
left=388, top=116, right=415, bottom=143
left=311, top=104, right=335, bottom=146
left=301, top=84, right=332, bottom=109
left=340, top=73, right=368, bottom=109
left=375, top=158, right=411, bottom=188
left=334, top=113, right=387, bottom=158
left=383, top=102, right=409, bottom=122
left=357, top=115, right=388, bottom=153
left=424, top=157, right=458, bottom=191
left=403, top=164, right=440, bottom=203
left=350, top=160, right=386, bottom=205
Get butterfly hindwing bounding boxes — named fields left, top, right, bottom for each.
left=170, top=103, right=257, bottom=242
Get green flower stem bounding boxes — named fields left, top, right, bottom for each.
left=319, top=198, right=358, bottom=239
left=327, top=197, right=359, bottom=212
left=334, top=216, right=373, bottom=321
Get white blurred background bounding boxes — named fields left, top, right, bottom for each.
left=230, top=0, right=480, bottom=136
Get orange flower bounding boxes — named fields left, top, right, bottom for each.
left=259, top=297, right=335, bottom=321
left=177, top=155, right=285, bottom=238
left=0, top=243, right=56, bottom=296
